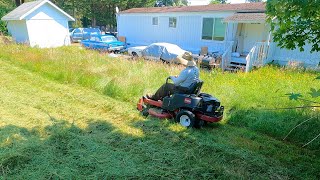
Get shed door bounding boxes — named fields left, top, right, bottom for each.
left=243, top=23, right=265, bottom=54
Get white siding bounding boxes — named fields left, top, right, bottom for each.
left=272, top=44, right=320, bottom=67
left=26, top=19, right=70, bottom=48
left=7, top=20, right=29, bottom=44
left=25, top=3, right=70, bottom=48
left=118, top=12, right=234, bottom=53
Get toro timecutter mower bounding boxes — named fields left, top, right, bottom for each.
left=137, top=77, right=224, bottom=128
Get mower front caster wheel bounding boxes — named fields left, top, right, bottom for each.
left=176, top=110, right=195, bottom=128
left=141, top=107, right=149, bottom=117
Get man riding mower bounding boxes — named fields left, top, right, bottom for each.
left=137, top=52, right=224, bottom=128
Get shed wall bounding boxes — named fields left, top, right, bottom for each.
left=27, top=19, right=70, bottom=48
left=24, top=3, right=71, bottom=48
left=7, top=20, right=29, bottom=44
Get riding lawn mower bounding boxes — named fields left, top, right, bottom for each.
left=137, top=77, right=224, bottom=128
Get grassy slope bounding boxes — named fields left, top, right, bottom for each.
left=0, top=44, right=319, bottom=178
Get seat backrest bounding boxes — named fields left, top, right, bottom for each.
left=187, top=80, right=203, bottom=95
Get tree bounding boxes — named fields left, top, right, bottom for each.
left=245, top=0, right=262, bottom=2
left=173, top=0, right=188, bottom=6
left=52, top=0, right=155, bottom=30
left=0, top=0, right=15, bottom=34
left=15, top=0, right=24, bottom=6
left=155, top=0, right=173, bottom=7
left=210, top=0, right=226, bottom=4
left=267, top=0, right=320, bottom=52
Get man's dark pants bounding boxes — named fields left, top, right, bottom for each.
left=151, top=83, right=188, bottom=101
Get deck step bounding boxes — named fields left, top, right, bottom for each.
left=228, top=64, right=246, bottom=68
left=225, top=63, right=246, bottom=72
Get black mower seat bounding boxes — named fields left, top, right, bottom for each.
left=178, top=80, right=203, bottom=95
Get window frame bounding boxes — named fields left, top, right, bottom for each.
left=169, top=17, right=177, bottom=28
left=201, top=17, right=226, bottom=41
left=152, top=17, right=159, bottom=26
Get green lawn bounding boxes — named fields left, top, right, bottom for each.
left=0, top=43, right=319, bottom=179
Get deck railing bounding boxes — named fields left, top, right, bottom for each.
left=221, top=41, right=234, bottom=71
left=245, top=42, right=275, bottom=72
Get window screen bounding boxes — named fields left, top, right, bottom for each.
left=169, top=17, right=177, bottom=28
left=152, top=17, right=158, bottom=25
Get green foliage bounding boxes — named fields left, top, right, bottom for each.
left=0, top=1, right=15, bottom=35
left=51, top=0, right=156, bottom=28
left=267, top=0, right=320, bottom=52
left=285, top=75, right=319, bottom=102
left=210, top=0, right=226, bottom=4
left=309, top=88, right=320, bottom=98
left=285, top=93, right=303, bottom=101
left=173, top=0, right=188, bottom=6
left=247, top=0, right=262, bottom=2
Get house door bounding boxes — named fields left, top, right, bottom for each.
left=242, top=23, right=265, bottom=54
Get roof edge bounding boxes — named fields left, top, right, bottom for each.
left=20, top=0, right=75, bottom=21
left=1, top=0, right=75, bottom=21
left=120, top=2, right=265, bottom=14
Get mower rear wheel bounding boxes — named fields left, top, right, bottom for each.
left=176, top=110, right=195, bottom=128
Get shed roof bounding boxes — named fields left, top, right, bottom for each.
left=224, top=12, right=266, bottom=23
left=1, top=0, right=74, bottom=21
left=120, top=2, right=265, bottom=14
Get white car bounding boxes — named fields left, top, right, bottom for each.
left=127, top=43, right=189, bottom=63
left=128, top=46, right=147, bottom=57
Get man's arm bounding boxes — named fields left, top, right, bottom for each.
left=170, top=70, right=187, bottom=85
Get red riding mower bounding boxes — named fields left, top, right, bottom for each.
left=137, top=77, right=224, bottom=128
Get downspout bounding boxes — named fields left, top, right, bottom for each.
left=267, top=16, right=277, bottom=62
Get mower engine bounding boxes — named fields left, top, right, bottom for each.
left=198, top=93, right=223, bottom=116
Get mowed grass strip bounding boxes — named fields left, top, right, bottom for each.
left=0, top=43, right=319, bottom=178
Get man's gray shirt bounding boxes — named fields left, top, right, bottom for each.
left=170, top=66, right=200, bottom=88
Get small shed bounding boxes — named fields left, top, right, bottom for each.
left=1, top=0, right=75, bottom=48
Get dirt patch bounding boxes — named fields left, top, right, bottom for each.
left=0, top=35, right=13, bottom=45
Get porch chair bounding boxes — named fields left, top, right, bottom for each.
left=200, top=46, right=208, bottom=56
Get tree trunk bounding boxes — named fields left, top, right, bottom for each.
left=15, top=0, right=22, bottom=6
left=91, top=17, right=96, bottom=27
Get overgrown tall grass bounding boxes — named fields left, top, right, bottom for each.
left=0, top=43, right=319, bottom=149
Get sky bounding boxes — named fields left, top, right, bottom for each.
left=188, top=0, right=248, bottom=6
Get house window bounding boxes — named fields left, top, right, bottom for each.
left=152, top=17, right=158, bottom=25
left=202, top=18, right=226, bottom=41
left=169, top=17, right=177, bottom=28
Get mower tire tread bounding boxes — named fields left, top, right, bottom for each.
left=176, top=110, right=196, bottom=128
